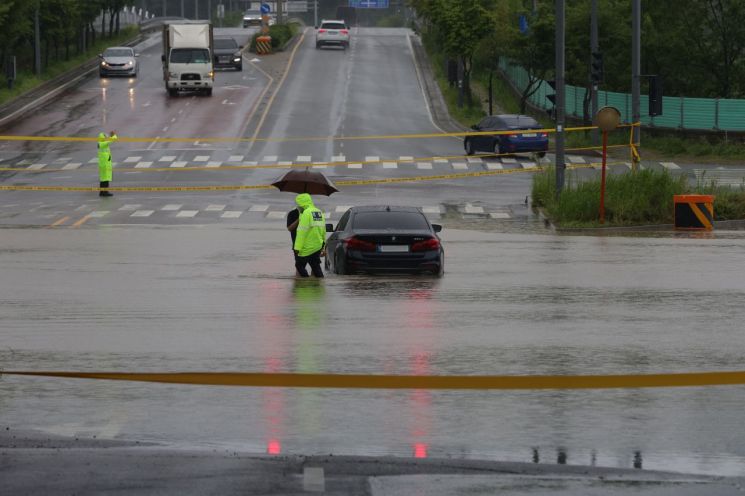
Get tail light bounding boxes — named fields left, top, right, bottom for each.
left=540, top=132, right=548, bottom=138
left=411, top=238, right=440, bottom=252
left=340, top=29, right=349, bottom=34
left=345, top=237, right=376, bottom=252
left=318, top=29, right=327, bottom=33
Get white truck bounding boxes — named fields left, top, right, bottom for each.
left=162, top=22, right=214, bottom=97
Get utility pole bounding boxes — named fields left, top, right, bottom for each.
left=195, top=0, right=199, bottom=19
left=181, top=0, right=185, bottom=17
left=208, top=0, right=212, bottom=20
left=277, top=0, right=283, bottom=24
left=554, top=0, right=566, bottom=196
left=590, top=0, right=599, bottom=146
left=314, top=0, right=318, bottom=28
left=631, top=0, right=641, bottom=169
left=163, top=0, right=167, bottom=16
left=34, top=3, right=41, bottom=76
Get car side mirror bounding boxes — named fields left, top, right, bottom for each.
left=432, top=224, right=442, bottom=233
left=98, top=53, right=103, bottom=58
left=135, top=53, right=140, bottom=57
left=161, top=55, right=165, bottom=62
left=326, top=223, right=334, bottom=232
left=238, top=45, right=244, bottom=49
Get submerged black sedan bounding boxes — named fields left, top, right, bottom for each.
left=325, top=206, right=444, bottom=276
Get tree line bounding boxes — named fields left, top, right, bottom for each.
left=0, top=0, right=135, bottom=76
left=411, top=0, right=745, bottom=109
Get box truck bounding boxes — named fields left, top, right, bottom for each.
left=162, top=22, right=214, bottom=96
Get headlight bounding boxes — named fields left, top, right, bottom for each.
left=100, top=61, right=108, bottom=67
left=233, top=57, right=241, bottom=62
left=124, top=61, right=132, bottom=66
left=208, top=71, right=214, bottom=79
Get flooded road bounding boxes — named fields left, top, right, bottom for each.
left=2, top=225, right=745, bottom=476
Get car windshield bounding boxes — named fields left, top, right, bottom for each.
left=169, top=48, right=210, bottom=64
left=103, top=48, right=132, bottom=57
left=321, top=22, right=346, bottom=30
left=214, top=39, right=238, bottom=49
left=353, top=212, right=430, bottom=230
left=501, top=116, right=539, bottom=128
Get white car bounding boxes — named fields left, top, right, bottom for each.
left=315, top=20, right=350, bottom=50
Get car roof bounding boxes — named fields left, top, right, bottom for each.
left=320, top=19, right=346, bottom=24
left=348, top=206, right=423, bottom=214
left=104, top=46, right=132, bottom=50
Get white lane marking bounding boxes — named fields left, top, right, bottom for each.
left=176, top=210, right=199, bottom=218
left=331, top=155, right=345, bottom=162
left=500, top=157, right=518, bottom=164
left=161, top=204, right=182, bottom=211
left=171, top=117, right=176, bottom=122
left=382, top=162, right=397, bottom=169
left=222, top=99, right=228, bottom=104
left=248, top=205, right=269, bottom=212
left=296, top=155, right=311, bottom=163
left=244, top=161, right=258, bottom=166
left=467, top=157, right=483, bottom=163
left=567, top=155, right=585, bottom=163
left=490, top=212, right=511, bottom=219
left=53, top=157, right=71, bottom=163
left=89, top=211, right=109, bottom=218
left=146, top=136, right=161, bottom=151
left=228, top=155, right=244, bottom=162
left=464, top=205, right=485, bottom=214
left=159, top=156, right=177, bottom=162
left=170, top=161, right=187, bottom=168
left=118, top=204, right=141, bottom=211
left=521, top=162, right=538, bottom=169
left=264, top=155, right=278, bottom=162
left=365, top=156, right=379, bottom=163
left=422, top=206, right=441, bottom=214
left=312, top=162, right=328, bottom=169
left=278, top=161, right=293, bottom=166
left=434, top=158, right=448, bottom=163
left=27, top=163, right=46, bottom=170
left=130, top=210, right=154, bottom=217
left=206, top=161, right=222, bottom=168
left=135, top=161, right=153, bottom=168
left=194, top=156, right=209, bottom=162
left=177, top=109, right=183, bottom=114
left=221, top=211, right=242, bottom=218
left=485, top=163, right=503, bottom=170
left=162, top=126, right=169, bottom=132
left=399, top=156, right=414, bottom=162
left=265, top=211, right=286, bottom=219
left=61, top=162, right=81, bottom=170
left=205, top=204, right=226, bottom=211
left=417, top=162, right=432, bottom=169
left=335, top=206, right=352, bottom=213
left=452, top=162, right=468, bottom=170
left=123, top=156, right=141, bottom=163
left=661, top=162, right=681, bottom=170
left=88, top=157, right=98, bottom=163
left=348, top=163, right=362, bottom=169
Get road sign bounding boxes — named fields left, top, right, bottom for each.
left=349, top=0, right=389, bottom=8
left=519, top=15, right=528, bottom=34
left=286, top=1, right=308, bottom=12
left=217, top=4, right=225, bottom=18
left=260, top=3, right=271, bottom=14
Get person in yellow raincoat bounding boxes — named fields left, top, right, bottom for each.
left=97, top=131, right=118, bottom=197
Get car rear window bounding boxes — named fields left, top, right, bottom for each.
left=214, top=39, right=238, bottom=49
left=352, top=212, right=430, bottom=230
left=321, top=22, right=346, bottom=30
left=501, top=116, right=539, bottom=128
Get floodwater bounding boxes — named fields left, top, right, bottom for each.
left=2, top=225, right=745, bottom=476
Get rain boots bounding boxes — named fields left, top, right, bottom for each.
left=99, top=181, right=113, bottom=197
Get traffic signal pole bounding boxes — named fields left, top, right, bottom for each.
left=631, top=0, right=641, bottom=170
left=554, top=0, right=566, bottom=196
left=590, top=0, right=599, bottom=146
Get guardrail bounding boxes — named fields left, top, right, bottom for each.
left=499, top=58, right=745, bottom=133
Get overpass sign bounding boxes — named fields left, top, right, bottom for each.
left=349, top=0, right=390, bottom=8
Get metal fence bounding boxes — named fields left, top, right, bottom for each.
left=498, top=58, right=745, bottom=132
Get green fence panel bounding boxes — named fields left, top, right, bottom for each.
left=682, top=98, right=717, bottom=130
left=718, top=100, right=745, bottom=131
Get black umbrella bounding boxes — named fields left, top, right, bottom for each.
left=271, top=168, right=339, bottom=196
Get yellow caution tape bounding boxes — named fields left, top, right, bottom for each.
left=3, top=369, right=745, bottom=389
left=0, top=124, right=639, bottom=144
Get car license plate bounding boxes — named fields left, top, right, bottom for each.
left=522, top=133, right=537, bottom=137
left=220, top=56, right=230, bottom=62
left=380, top=245, right=409, bottom=253
left=328, top=30, right=338, bottom=34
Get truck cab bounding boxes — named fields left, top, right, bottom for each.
left=162, top=23, right=215, bottom=97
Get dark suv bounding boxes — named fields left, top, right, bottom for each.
left=213, top=37, right=243, bottom=71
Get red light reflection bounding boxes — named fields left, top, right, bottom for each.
left=267, top=439, right=282, bottom=455
left=413, top=442, right=428, bottom=458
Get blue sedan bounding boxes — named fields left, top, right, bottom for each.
left=464, top=114, right=548, bottom=157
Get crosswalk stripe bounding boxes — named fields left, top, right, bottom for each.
left=205, top=204, right=226, bottom=211
left=434, top=158, right=448, bottom=163
left=500, top=157, right=518, bottom=164
left=365, top=156, right=379, bottom=163
left=661, top=162, right=680, bottom=170
left=221, top=211, right=242, bottom=218
left=485, top=163, right=503, bottom=170
left=159, top=156, right=177, bottom=162
left=296, top=155, right=311, bottom=163
left=567, top=155, right=585, bottom=163
left=123, top=156, right=141, bottom=163
left=312, top=163, right=328, bottom=169
left=27, top=164, right=46, bottom=170
left=194, top=156, right=209, bottom=162
left=89, top=211, right=109, bottom=218
left=265, top=211, right=286, bottom=219
left=161, top=204, right=182, bottom=211
left=467, top=158, right=483, bottom=164
left=348, top=163, right=362, bottom=169
left=227, top=155, right=244, bottom=162
left=118, top=204, right=141, bottom=211
left=263, top=155, right=278, bottom=162
left=130, top=210, right=154, bottom=217
left=490, top=212, right=511, bottom=219
left=382, top=162, right=397, bottom=169
left=249, top=205, right=269, bottom=212
left=135, top=161, right=153, bottom=168
left=521, top=162, right=538, bottom=169
left=417, top=162, right=432, bottom=169
left=452, top=162, right=468, bottom=170
left=399, top=156, right=414, bottom=162
left=88, top=158, right=98, bottom=164
left=170, top=161, right=187, bottom=168
left=464, top=205, right=485, bottom=214
left=176, top=210, right=199, bottom=218
left=278, top=161, right=293, bottom=166
left=206, top=161, right=222, bottom=168
left=62, top=162, right=82, bottom=170
left=331, top=155, right=345, bottom=162
left=422, top=206, right=441, bottom=214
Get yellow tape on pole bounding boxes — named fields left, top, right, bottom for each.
left=3, top=370, right=745, bottom=389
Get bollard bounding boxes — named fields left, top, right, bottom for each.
left=674, top=194, right=714, bottom=230
left=255, top=36, right=272, bottom=55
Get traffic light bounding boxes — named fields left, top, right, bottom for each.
left=649, top=75, right=663, bottom=116
left=591, top=51, right=603, bottom=84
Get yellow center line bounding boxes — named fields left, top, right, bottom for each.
left=70, top=213, right=92, bottom=228
left=48, top=216, right=70, bottom=228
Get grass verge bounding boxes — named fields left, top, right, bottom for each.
left=533, top=167, right=745, bottom=227
left=250, top=23, right=300, bottom=52
left=0, top=26, right=139, bottom=108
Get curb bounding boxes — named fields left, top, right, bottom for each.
left=0, top=32, right=145, bottom=130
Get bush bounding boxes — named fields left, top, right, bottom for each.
left=250, top=23, right=300, bottom=52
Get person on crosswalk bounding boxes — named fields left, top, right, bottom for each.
left=97, top=131, right=118, bottom=197
left=293, top=193, right=326, bottom=278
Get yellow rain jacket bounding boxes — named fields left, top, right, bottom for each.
left=97, top=132, right=118, bottom=181
left=293, top=193, right=326, bottom=257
